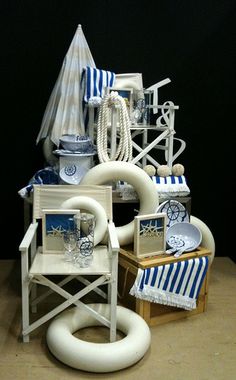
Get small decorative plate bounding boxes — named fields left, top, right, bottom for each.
left=54, top=149, right=96, bottom=157
left=156, top=200, right=189, bottom=228
left=59, top=165, right=87, bottom=184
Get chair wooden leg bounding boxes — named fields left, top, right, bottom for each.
left=109, top=252, right=118, bottom=342
left=21, top=252, right=30, bottom=342
left=31, top=283, right=37, bottom=313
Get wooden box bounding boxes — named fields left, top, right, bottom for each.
left=118, top=246, right=211, bottom=326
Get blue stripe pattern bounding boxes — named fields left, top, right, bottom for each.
left=152, top=175, right=187, bottom=185
left=83, top=66, right=115, bottom=102
left=138, top=257, right=209, bottom=304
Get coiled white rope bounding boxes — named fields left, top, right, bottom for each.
left=97, top=91, right=133, bottom=163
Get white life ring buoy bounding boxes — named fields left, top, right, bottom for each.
left=190, top=215, right=215, bottom=264
left=80, top=162, right=159, bottom=245
left=46, top=304, right=151, bottom=373
left=61, top=196, right=107, bottom=246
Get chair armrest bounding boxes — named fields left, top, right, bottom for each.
left=19, top=222, right=38, bottom=252
left=107, top=222, right=120, bottom=252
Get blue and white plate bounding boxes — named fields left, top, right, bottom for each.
left=156, top=199, right=189, bottom=228
left=54, top=149, right=96, bottom=157
left=59, top=165, right=87, bottom=184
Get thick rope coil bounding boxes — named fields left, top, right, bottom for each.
left=97, top=92, right=133, bottom=163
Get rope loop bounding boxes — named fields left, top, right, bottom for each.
left=97, top=91, right=133, bottom=163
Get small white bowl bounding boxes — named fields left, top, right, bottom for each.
left=59, top=134, right=91, bottom=152
left=166, top=222, right=202, bottom=252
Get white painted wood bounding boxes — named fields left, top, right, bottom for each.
left=76, top=276, right=107, bottom=299
left=19, top=223, right=38, bottom=251
left=131, top=129, right=170, bottom=165
left=21, top=249, right=30, bottom=342
left=132, top=139, right=161, bottom=167
left=107, top=222, right=119, bottom=342
left=30, top=246, right=111, bottom=275
left=146, top=78, right=171, bottom=113
left=107, top=221, right=120, bottom=251
left=31, top=275, right=76, bottom=308
left=171, top=138, right=186, bottom=163
left=87, top=100, right=183, bottom=169
left=142, top=129, right=148, bottom=167
left=19, top=184, right=119, bottom=343
left=166, top=106, right=175, bottom=167
left=23, top=275, right=108, bottom=337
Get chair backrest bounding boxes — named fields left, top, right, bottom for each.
left=32, top=184, right=113, bottom=222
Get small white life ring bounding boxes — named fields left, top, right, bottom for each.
left=80, top=161, right=159, bottom=245
left=190, top=215, right=215, bottom=264
left=61, top=196, right=107, bottom=246
left=46, top=303, right=151, bottom=373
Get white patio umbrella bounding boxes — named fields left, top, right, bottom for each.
left=36, top=24, right=96, bottom=147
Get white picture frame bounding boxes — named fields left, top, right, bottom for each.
left=108, top=87, right=133, bottom=117
left=134, top=213, right=167, bottom=258
left=42, top=209, right=80, bottom=254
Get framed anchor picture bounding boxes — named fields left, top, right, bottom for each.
left=42, top=209, right=80, bottom=254
left=134, top=213, right=167, bottom=258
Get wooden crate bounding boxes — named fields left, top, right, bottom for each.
left=118, top=246, right=211, bottom=326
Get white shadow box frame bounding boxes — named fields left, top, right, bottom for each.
left=109, top=87, right=133, bottom=117
left=134, top=213, right=167, bottom=258
left=42, top=209, right=80, bottom=254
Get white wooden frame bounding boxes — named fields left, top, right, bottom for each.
left=134, top=213, right=166, bottom=258
left=108, top=87, right=133, bottom=117
left=42, top=209, right=80, bottom=254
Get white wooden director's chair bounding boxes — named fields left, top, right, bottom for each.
left=19, top=184, right=119, bottom=343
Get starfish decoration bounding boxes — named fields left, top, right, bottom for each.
left=47, top=225, right=66, bottom=238
left=140, top=221, right=163, bottom=237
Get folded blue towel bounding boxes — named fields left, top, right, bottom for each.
left=83, top=66, right=115, bottom=102
left=151, top=175, right=190, bottom=197
left=130, top=256, right=209, bottom=310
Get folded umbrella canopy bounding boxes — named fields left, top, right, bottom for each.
left=36, top=24, right=96, bottom=147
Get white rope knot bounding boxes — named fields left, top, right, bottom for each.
left=97, top=92, right=133, bottom=163
left=108, top=91, right=120, bottom=105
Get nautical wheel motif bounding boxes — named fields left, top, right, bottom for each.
left=64, top=164, right=76, bottom=176
left=156, top=200, right=189, bottom=228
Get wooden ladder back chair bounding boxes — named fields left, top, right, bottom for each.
left=19, top=184, right=119, bottom=343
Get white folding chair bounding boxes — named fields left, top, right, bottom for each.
left=19, top=184, right=119, bottom=343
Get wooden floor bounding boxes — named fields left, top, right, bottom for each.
left=0, top=257, right=235, bottom=379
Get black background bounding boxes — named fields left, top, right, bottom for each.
left=1, top=1, right=235, bottom=260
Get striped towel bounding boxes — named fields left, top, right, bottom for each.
left=151, top=175, right=190, bottom=196
left=83, top=66, right=115, bottom=102
left=130, top=257, right=209, bottom=310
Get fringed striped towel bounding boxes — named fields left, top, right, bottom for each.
left=130, top=257, right=209, bottom=310
left=151, top=175, right=190, bottom=197
left=83, top=66, right=115, bottom=102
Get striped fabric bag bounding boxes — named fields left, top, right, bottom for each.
left=82, top=66, right=115, bottom=102
left=130, top=257, right=209, bottom=310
